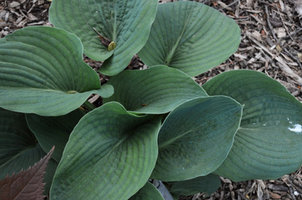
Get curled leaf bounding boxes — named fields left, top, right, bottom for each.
left=108, top=41, right=116, bottom=52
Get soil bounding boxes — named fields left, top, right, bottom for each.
left=1, top=0, right=302, bottom=199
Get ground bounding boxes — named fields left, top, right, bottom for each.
left=1, top=0, right=302, bottom=199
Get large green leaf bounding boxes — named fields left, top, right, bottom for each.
left=0, top=108, right=57, bottom=194
left=49, top=0, right=158, bottom=76
left=169, top=174, right=221, bottom=198
left=0, top=26, right=113, bottom=116
left=50, top=102, right=161, bottom=200
left=103, top=65, right=208, bottom=114
left=203, top=70, right=302, bottom=181
left=129, top=181, right=164, bottom=200
left=138, top=1, right=240, bottom=77
left=26, top=109, right=85, bottom=163
left=152, top=96, right=243, bottom=181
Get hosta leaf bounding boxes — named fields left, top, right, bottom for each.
left=0, top=26, right=113, bottom=116
left=170, top=174, right=220, bottom=198
left=0, top=147, right=54, bottom=200
left=203, top=70, right=302, bottom=181
left=0, top=108, right=57, bottom=194
left=49, top=0, right=158, bottom=76
left=129, top=181, right=164, bottom=200
left=0, top=108, right=45, bottom=179
left=50, top=102, right=161, bottom=200
left=26, top=109, right=85, bottom=163
left=152, top=96, right=243, bottom=181
left=138, top=1, right=240, bottom=77
left=103, top=65, right=208, bottom=114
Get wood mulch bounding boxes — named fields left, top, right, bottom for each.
left=1, top=0, right=302, bottom=199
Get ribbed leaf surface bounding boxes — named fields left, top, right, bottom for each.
left=203, top=70, right=302, bottom=181
left=138, top=1, right=240, bottom=77
left=152, top=96, right=243, bottom=181
left=50, top=0, right=158, bottom=76
left=26, top=109, right=85, bottom=163
left=0, top=26, right=113, bottom=116
left=50, top=102, right=161, bottom=200
left=103, top=65, right=208, bottom=114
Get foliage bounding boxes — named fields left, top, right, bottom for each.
left=0, top=147, right=54, bottom=200
left=0, top=0, right=302, bottom=199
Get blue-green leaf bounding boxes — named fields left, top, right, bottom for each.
left=49, top=0, right=158, bottom=76
left=50, top=102, right=161, bottom=200
left=104, top=65, right=208, bottom=114
left=203, top=70, right=302, bottom=181
left=0, top=26, right=113, bottom=116
left=152, top=96, right=243, bottom=181
left=138, top=1, right=240, bottom=77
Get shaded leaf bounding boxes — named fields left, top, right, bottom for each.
left=104, top=65, right=207, bottom=114
left=129, top=181, right=164, bottom=200
left=0, top=108, right=45, bottom=179
left=203, top=70, right=302, bottom=181
left=49, top=0, right=158, bottom=76
left=0, top=26, right=113, bottom=116
left=170, top=174, right=220, bottom=198
left=0, top=108, right=58, bottom=194
left=138, top=1, right=240, bottom=77
left=50, top=102, right=161, bottom=200
left=0, top=146, right=54, bottom=200
left=152, top=96, right=243, bottom=181
left=26, top=109, right=85, bottom=163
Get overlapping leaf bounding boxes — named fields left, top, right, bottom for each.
left=103, top=65, right=208, bottom=114
left=0, top=26, right=113, bottom=116
left=152, top=96, right=243, bottom=181
left=203, top=70, right=302, bottom=181
left=138, top=1, right=240, bottom=77
left=49, top=0, right=158, bottom=76
left=26, top=109, right=85, bottom=163
left=129, top=181, right=164, bottom=200
left=50, top=102, right=161, bottom=200
left=0, top=108, right=57, bottom=194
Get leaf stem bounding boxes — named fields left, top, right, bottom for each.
left=83, top=100, right=95, bottom=111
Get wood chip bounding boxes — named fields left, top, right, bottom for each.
left=9, top=1, right=20, bottom=8
left=270, top=191, right=282, bottom=199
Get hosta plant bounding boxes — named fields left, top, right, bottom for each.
left=1, top=0, right=302, bottom=200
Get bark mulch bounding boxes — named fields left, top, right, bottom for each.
left=1, top=0, right=302, bottom=199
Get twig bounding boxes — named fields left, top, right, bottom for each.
left=227, top=0, right=240, bottom=7
left=265, top=5, right=278, bottom=42
left=283, top=48, right=302, bottom=70
left=216, top=1, right=232, bottom=11
left=246, top=31, right=302, bottom=85
left=275, top=57, right=302, bottom=85
left=283, top=27, right=302, bottom=39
